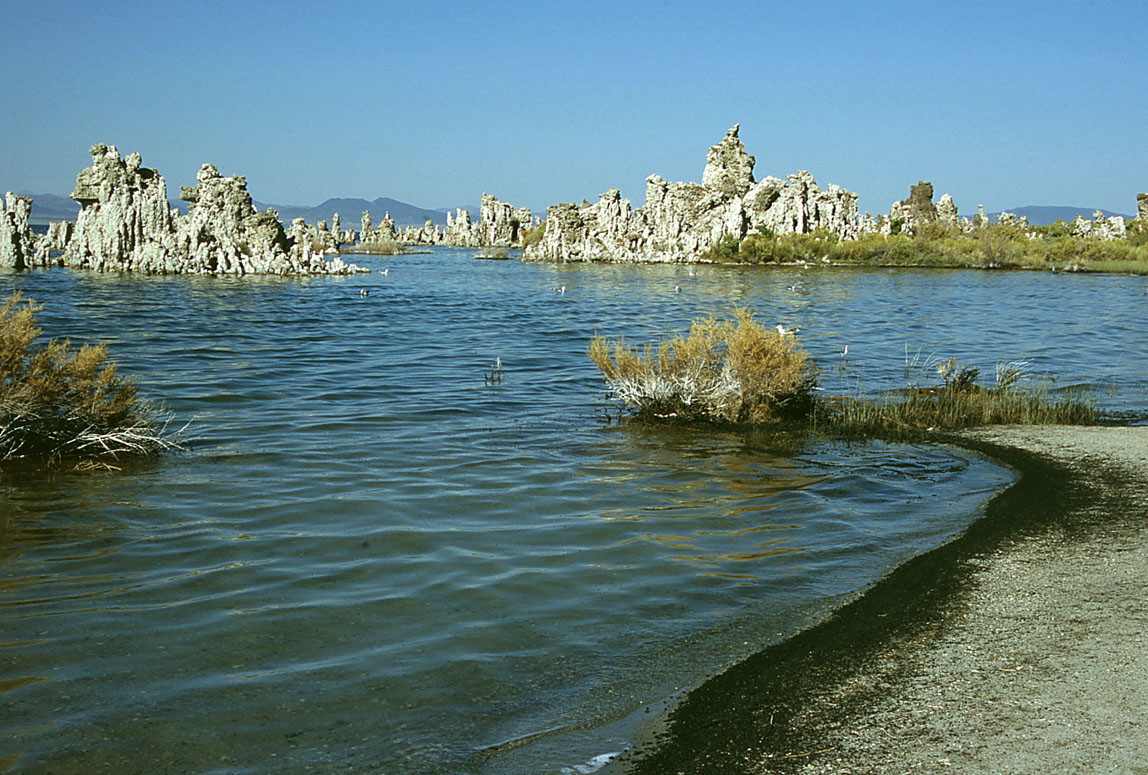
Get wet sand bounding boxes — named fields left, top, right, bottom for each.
left=622, top=425, right=1148, bottom=774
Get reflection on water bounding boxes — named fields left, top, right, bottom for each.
left=0, top=253, right=1143, bottom=774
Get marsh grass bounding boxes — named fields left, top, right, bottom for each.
left=705, top=224, right=1148, bottom=274
left=343, top=239, right=403, bottom=255
left=0, top=293, right=183, bottom=468
left=589, top=308, right=818, bottom=424
left=814, top=356, right=1096, bottom=438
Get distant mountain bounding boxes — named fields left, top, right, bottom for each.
left=254, top=197, right=480, bottom=229
left=19, top=192, right=478, bottom=229
left=21, top=193, right=81, bottom=225
left=968, top=205, right=1133, bottom=226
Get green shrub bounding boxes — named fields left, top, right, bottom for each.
left=0, top=293, right=181, bottom=468
left=589, top=308, right=818, bottom=424
left=738, top=231, right=778, bottom=263
left=520, top=222, right=546, bottom=249
left=700, top=233, right=741, bottom=263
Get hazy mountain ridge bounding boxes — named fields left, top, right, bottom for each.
left=18, top=192, right=475, bottom=228
left=17, top=192, right=1132, bottom=229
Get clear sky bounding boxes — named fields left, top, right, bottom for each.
left=2, top=0, right=1144, bottom=216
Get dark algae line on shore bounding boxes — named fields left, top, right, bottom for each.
left=622, top=436, right=1090, bottom=774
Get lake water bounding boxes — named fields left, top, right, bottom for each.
left=1, top=251, right=1145, bottom=774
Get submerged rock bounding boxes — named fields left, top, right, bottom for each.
left=525, top=125, right=859, bottom=262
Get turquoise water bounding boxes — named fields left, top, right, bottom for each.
left=1, top=252, right=1144, bottom=773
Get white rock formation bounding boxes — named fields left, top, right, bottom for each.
left=61, top=145, right=363, bottom=274
left=64, top=144, right=178, bottom=271
left=525, top=124, right=859, bottom=262
left=0, top=192, right=37, bottom=270
left=1073, top=211, right=1127, bottom=241
left=399, top=219, right=444, bottom=245
left=445, top=207, right=479, bottom=246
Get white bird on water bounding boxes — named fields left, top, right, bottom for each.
left=557, top=285, right=567, bottom=294
left=360, top=289, right=370, bottom=297
left=380, top=268, right=389, bottom=276
left=776, top=324, right=801, bottom=337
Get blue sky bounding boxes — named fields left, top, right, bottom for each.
left=2, top=0, right=1144, bottom=216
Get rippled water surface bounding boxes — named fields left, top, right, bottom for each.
left=1, top=253, right=1145, bottom=774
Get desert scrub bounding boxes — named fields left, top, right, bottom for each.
left=589, top=308, right=819, bottom=424
left=817, top=357, right=1096, bottom=438
left=0, top=292, right=182, bottom=468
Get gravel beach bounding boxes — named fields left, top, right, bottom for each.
left=623, top=425, right=1148, bottom=775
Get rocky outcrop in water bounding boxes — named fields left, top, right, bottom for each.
left=524, top=125, right=859, bottom=262
left=64, top=144, right=177, bottom=271
left=480, top=194, right=534, bottom=247
left=359, top=211, right=398, bottom=245
left=399, top=219, right=444, bottom=245
left=1, top=193, right=38, bottom=270
left=445, top=207, right=480, bottom=247
left=61, top=145, right=363, bottom=274
left=444, top=196, right=536, bottom=248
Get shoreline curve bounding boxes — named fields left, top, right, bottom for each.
left=621, top=425, right=1148, bottom=774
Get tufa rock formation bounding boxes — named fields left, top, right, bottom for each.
left=64, top=144, right=177, bottom=271
left=1073, top=211, right=1127, bottom=241
left=479, top=194, right=533, bottom=247
left=445, top=207, right=480, bottom=247
left=359, top=211, right=397, bottom=245
left=444, top=195, right=536, bottom=248
left=1138, top=193, right=1148, bottom=221
left=1, top=193, right=37, bottom=270
left=525, top=124, right=859, bottom=262
left=61, top=145, right=363, bottom=274
left=398, top=219, right=444, bottom=245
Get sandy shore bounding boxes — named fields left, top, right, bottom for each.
left=623, top=425, right=1148, bottom=774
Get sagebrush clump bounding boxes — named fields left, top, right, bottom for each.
left=589, top=308, right=818, bottom=424
left=0, top=292, right=181, bottom=467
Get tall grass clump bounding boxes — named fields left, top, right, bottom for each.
left=589, top=308, right=818, bottom=424
left=0, top=293, right=182, bottom=468
left=818, top=356, right=1096, bottom=437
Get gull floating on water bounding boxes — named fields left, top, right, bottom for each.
left=380, top=268, right=389, bottom=275
left=776, top=324, right=801, bottom=336
left=674, top=285, right=681, bottom=293
left=360, top=289, right=370, bottom=297
left=557, top=285, right=566, bottom=294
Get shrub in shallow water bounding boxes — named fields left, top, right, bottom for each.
left=0, top=292, right=182, bottom=468
left=589, top=308, right=819, bottom=424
